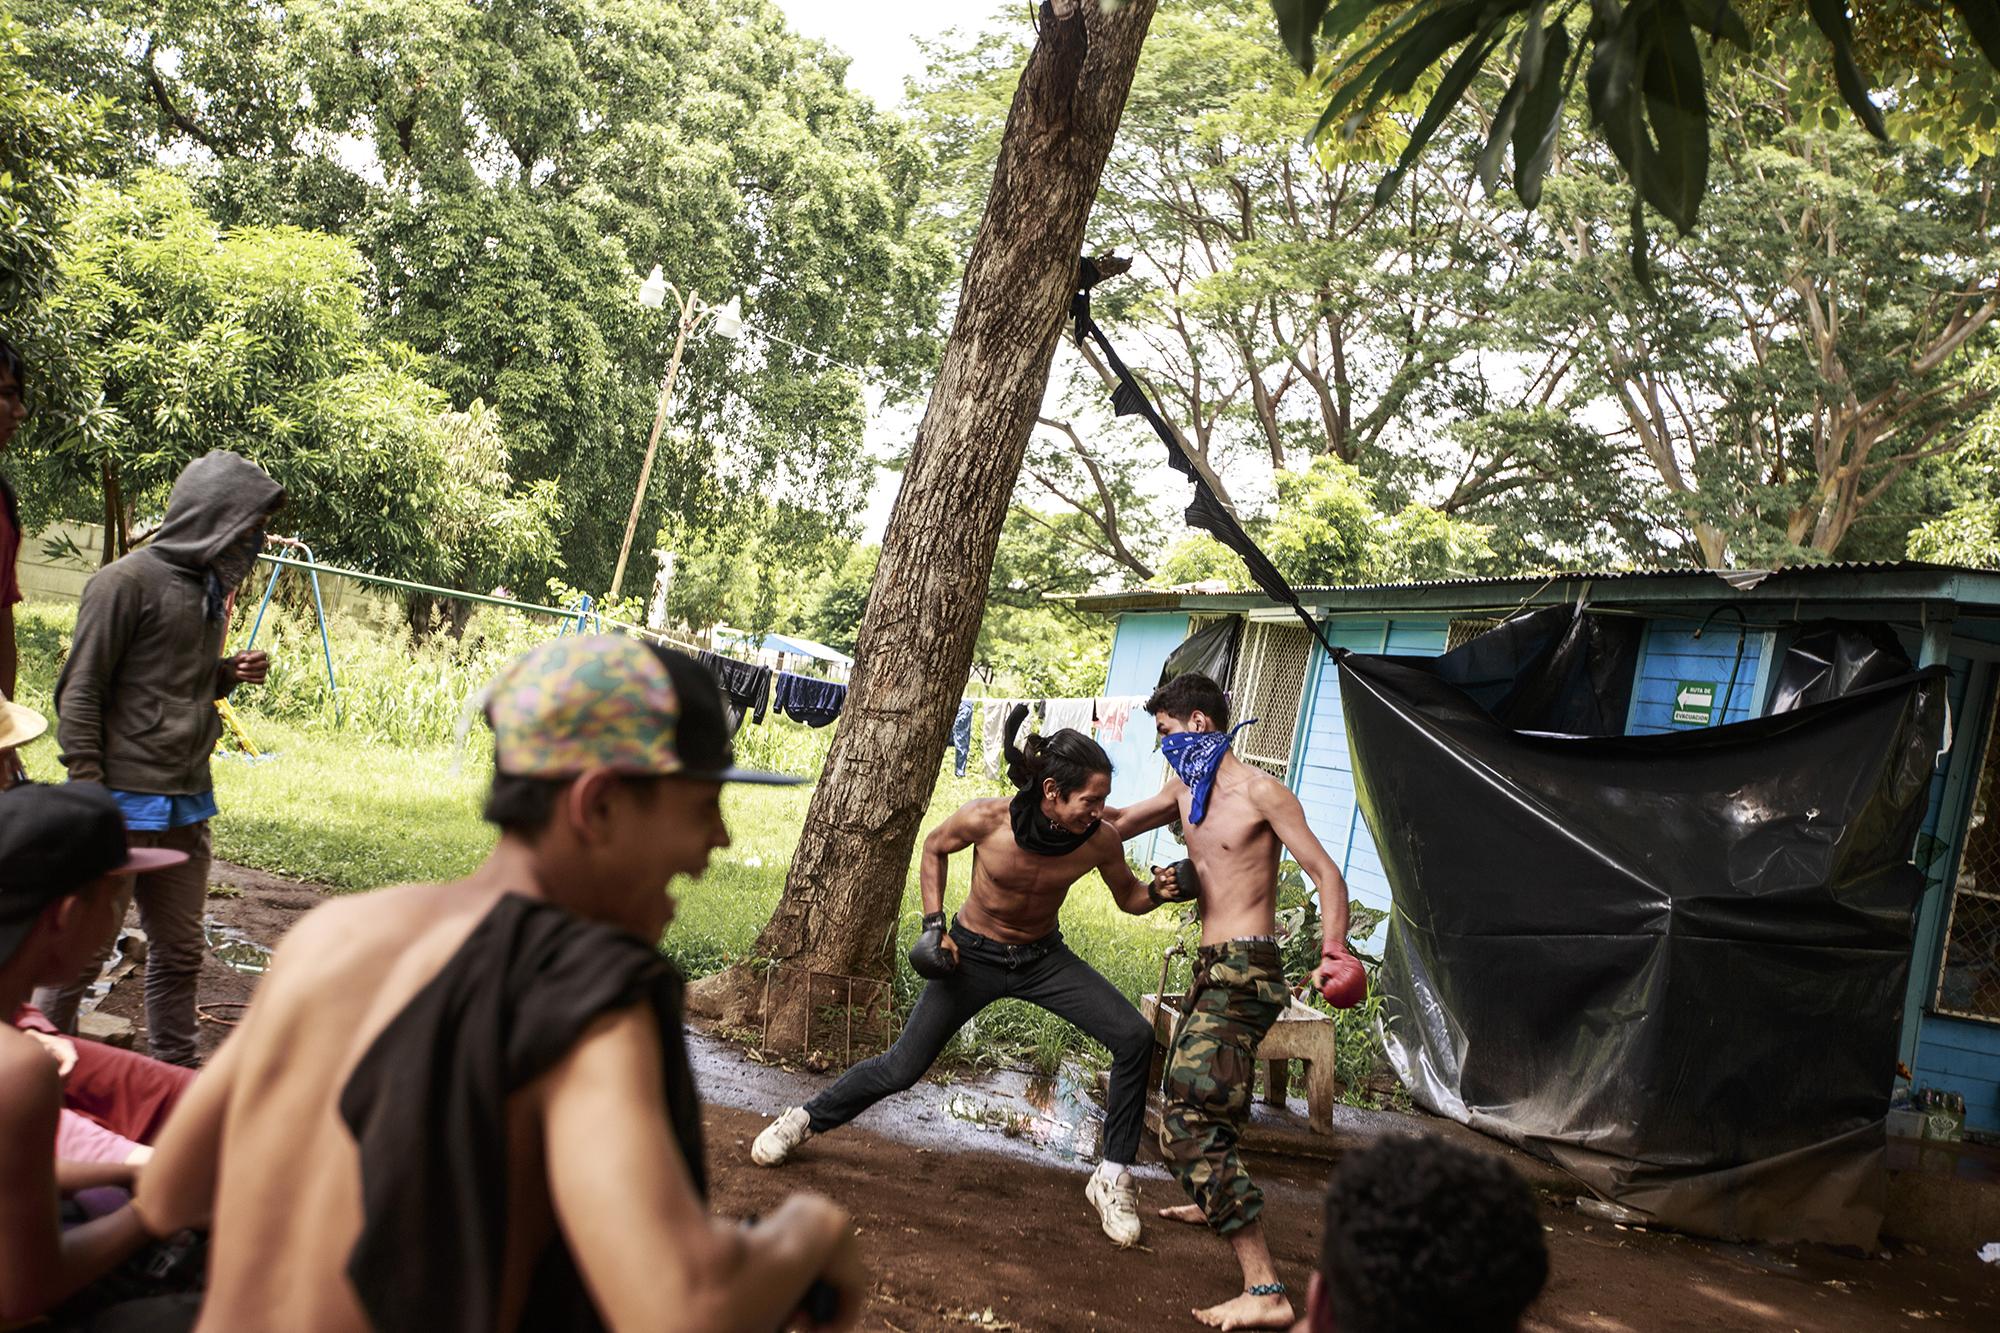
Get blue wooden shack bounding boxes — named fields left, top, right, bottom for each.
left=1078, top=562, right=2000, bottom=1136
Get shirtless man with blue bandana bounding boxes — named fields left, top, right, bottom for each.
left=1109, top=672, right=1362, bottom=1332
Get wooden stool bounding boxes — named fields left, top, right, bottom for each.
left=1140, top=992, right=1341, bottom=1135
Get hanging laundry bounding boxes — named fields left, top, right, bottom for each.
left=775, top=671, right=847, bottom=728
left=982, top=698, right=1018, bottom=780
left=1041, top=697, right=1094, bottom=736
left=697, top=651, right=772, bottom=738
left=1093, top=695, right=1144, bottom=743
left=950, top=700, right=975, bottom=778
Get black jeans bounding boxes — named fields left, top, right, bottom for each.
left=804, top=923, right=1156, bottom=1165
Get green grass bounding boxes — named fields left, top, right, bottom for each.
left=10, top=600, right=1391, bottom=1094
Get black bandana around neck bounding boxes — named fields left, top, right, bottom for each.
left=1009, top=787, right=1097, bottom=857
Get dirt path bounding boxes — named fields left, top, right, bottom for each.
left=703, top=1099, right=1994, bottom=1333
left=94, top=860, right=323, bottom=1060
left=91, top=863, right=1998, bottom=1332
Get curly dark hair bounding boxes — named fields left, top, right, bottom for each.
left=1144, top=672, right=1230, bottom=730
left=1001, top=703, right=1110, bottom=796
left=1321, top=1135, right=1549, bottom=1333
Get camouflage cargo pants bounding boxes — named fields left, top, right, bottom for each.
left=1160, top=937, right=1288, bottom=1236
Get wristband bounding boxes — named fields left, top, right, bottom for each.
left=922, top=912, right=946, bottom=932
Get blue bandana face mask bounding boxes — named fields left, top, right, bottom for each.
left=1160, top=719, right=1256, bottom=825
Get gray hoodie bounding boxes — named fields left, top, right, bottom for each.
left=57, top=451, right=286, bottom=792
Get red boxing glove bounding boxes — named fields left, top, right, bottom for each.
left=1317, top=951, right=1367, bottom=1009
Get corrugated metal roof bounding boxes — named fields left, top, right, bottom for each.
left=1069, top=560, right=2000, bottom=613
left=1187, top=560, right=1955, bottom=597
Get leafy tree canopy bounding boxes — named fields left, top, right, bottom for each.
left=0, top=11, right=105, bottom=326
left=1270, top=0, right=1999, bottom=274
left=1157, top=456, right=1491, bottom=586
left=16, top=0, right=951, bottom=589
left=7, top=172, right=557, bottom=587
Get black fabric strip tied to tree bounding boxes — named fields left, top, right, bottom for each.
left=1069, top=256, right=1338, bottom=661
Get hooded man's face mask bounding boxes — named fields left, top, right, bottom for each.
left=205, top=523, right=266, bottom=621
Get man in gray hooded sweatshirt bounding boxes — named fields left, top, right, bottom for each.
left=35, top=449, right=286, bottom=1065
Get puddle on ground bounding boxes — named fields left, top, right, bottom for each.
left=204, top=918, right=271, bottom=974
left=944, top=1061, right=1106, bottom=1163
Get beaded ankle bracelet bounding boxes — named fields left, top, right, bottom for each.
left=1247, top=1283, right=1286, bottom=1297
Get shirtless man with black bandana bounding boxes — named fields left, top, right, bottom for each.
left=751, top=706, right=1191, bottom=1248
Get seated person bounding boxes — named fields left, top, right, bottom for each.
left=0, top=783, right=192, bottom=1322
left=16, top=1004, right=198, bottom=1175
left=1291, top=1135, right=1549, bottom=1333
left=0, top=703, right=194, bottom=1190
left=136, top=636, right=867, bottom=1332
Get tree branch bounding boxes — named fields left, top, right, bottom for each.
left=137, top=38, right=222, bottom=155
left=1032, top=416, right=1154, bottom=579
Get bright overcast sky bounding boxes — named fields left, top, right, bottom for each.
left=772, top=0, right=975, bottom=107
left=769, top=2, right=995, bottom=540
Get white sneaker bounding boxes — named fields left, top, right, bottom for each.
left=751, top=1107, right=813, bottom=1167
left=1085, top=1169, right=1143, bottom=1247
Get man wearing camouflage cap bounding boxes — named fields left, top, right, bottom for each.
left=135, top=635, right=866, bottom=1332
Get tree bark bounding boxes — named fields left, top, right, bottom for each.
left=689, top=0, right=1158, bottom=1025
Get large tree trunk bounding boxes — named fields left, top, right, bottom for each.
left=689, top=0, right=1157, bottom=1026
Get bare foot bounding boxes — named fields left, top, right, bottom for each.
left=1157, top=1203, right=1206, bottom=1225
left=1192, top=1291, right=1294, bottom=1330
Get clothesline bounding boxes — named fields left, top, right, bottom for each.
left=695, top=646, right=1145, bottom=768
left=955, top=694, right=1148, bottom=780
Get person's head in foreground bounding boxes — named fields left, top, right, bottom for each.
left=1146, top=671, right=1230, bottom=738
left=0, top=783, right=188, bottom=994
left=1001, top=703, right=1113, bottom=835
left=483, top=634, right=798, bottom=937
left=1299, top=1134, right=1549, bottom=1333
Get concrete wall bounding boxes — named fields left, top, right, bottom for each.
left=15, top=521, right=101, bottom=604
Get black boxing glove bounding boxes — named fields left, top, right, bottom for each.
left=1148, top=858, right=1202, bottom=906
left=908, top=912, right=957, bottom=980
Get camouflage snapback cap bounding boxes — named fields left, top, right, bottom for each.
left=485, top=634, right=800, bottom=785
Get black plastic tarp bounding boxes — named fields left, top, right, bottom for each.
left=1159, top=616, right=1242, bottom=688
left=1410, top=605, right=1641, bottom=736
left=1339, top=634, right=1946, bottom=1247
left=1768, top=620, right=1913, bottom=715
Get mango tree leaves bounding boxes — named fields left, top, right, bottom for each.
left=1273, top=0, right=2000, bottom=273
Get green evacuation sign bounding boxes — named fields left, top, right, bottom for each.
left=1673, top=680, right=1717, bottom=726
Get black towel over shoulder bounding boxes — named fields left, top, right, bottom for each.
left=338, top=894, right=705, bottom=1333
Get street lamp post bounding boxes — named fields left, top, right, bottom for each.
left=609, top=266, right=744, bottom=603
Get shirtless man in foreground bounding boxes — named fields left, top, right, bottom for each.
left=751, top=707, right=1190, bottom=1248
left=1111, top=672, right=1362, bottom=1332
left=134, top=636, right=865, bottom=1332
